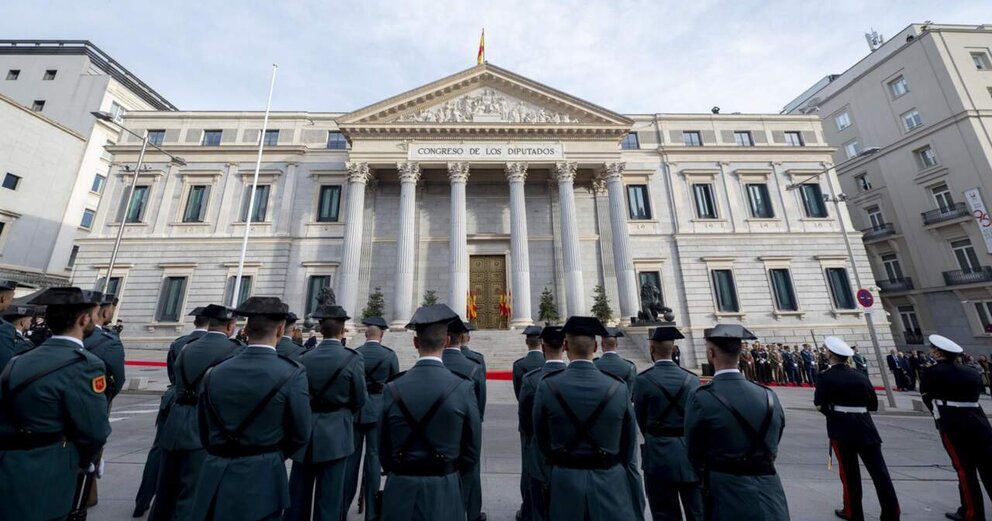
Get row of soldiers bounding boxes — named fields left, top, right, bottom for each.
left=740, top=342, right=871, bottom=385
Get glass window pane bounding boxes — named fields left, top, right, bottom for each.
left=626, top=185, right=650, bottom=220
left=226, top=276, right=252, bottom=307
left=711, top=270, right=739, bottom=312
left=263, top=130, right=279, bottom=146
left=801, top=184, right=828, bottom=218
left=157, top=276, right=187, bottom=322
left=694, top=184, right=716, bottom=219
left=317, top=186, right=342, bottom=222
left=747, top=183, right=773, bottom=218
left=124, top=186, right=149, bottom=223
left=826, top=268, right=855, bottom=309
left=770, top=269, right=797, bottom=311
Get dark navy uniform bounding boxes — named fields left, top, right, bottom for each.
left=814, top=337, right=899, bottom=521
left=83, top=325, right=126, bottom=403
left=151, top=308, right=242, bottom=521
left=518, top=357, right=566, bottom=521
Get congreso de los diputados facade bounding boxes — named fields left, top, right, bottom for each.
left=72, top=63, right=895, bottom=369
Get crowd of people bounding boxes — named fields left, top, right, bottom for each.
left=738, top=341, right=870, bottom=385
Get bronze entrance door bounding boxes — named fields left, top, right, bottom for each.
left=469, top=255, right=507, bottom=329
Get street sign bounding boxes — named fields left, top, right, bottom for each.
left=856, top=288, right=874, bottom=308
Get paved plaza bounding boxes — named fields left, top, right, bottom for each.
left=90, top=375, right=989, bottom=521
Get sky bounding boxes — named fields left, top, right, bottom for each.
left=2, top=1, right=989, bottom=114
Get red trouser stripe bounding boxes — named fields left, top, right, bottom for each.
left=832, top=440, right=852, bottom=519
left=942, top=433, right=975, bottom=521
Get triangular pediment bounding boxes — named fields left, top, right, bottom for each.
left=337, top=63, right=632, bottom=134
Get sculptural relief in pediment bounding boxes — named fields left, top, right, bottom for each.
left=395, top=87, right=580, bottom=124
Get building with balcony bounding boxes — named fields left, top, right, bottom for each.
left=785, top=23, right=992, bottom=354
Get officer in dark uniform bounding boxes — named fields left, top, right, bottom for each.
left=286, top=303, right=367, bottom=521
left=684, top=324, right=789, bottom=521
left=83, top=293, right=126, bottom=403
left=3, top=305, right=37, bottom=355
left=533, top=316, right=640, bottom=520
left=0, top=287, right=111, bottom=520
left=150, top=304, right=242, bottom=521
left=134, top=306, right=211, bottom=517
left=634, top=326, right=702, bottom=521
left=921, top=334, right=992, bottom=521
left=517, top=326, right=566, bottom=521
left=513, top=325, right=545, bottom=399
left=191, top=296, right=312, bottom=521
left=378, top=304, right=481, bottom=521
left=277, top=312, right=306, bottom=361
left=445, top=318, right=487, bottom=521
left=595, top=327, right=637, bottom=393
left=814, top=336, right=900, bottom=521
left=781, top=346, right=799, bottom=386
left=460, top=321, right=488, bottom=389
left=344, top=316, right=399, bottom=521
left=0, top=279, right=20, bottom=370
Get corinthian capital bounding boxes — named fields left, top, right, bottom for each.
left=396, top=162, right=421, bottom=183
left=604, top=162, right=625, bottom=181
left=554, top=162, right=577, bottom=183
left=447, top=162, right=470, bottom=183
left=345, top=162, right=371, bottom=184
left=505, top=162, right=528, bottom=183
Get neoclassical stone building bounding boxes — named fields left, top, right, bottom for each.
left=73, top=63, right=895, bottom=368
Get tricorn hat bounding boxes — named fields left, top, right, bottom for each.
left=824, top=336, right=854, bottom=357
left=200, top=304, right=235, bottom=321
left=650, top=326, right=685, bottom=342
left=2, top=305, right=34, bottom=319
left=704, top=324, right=757, bottom=340
left=100, top=293, right=119, bottom=306
left=522, top=325, right=543, bottom=336
left=28, top=287, right=101, bottom=307
left=187, top=306, right=206, bottom=317
left=361, top=316, right=388, bottom=329
left=0, top=279, right=17, bottom=291
left=405, top=304, right=458, bottom=331
left=929, top=334, right=963, bottom=354
left=561, top=316, right=609, bottom=338
left=448, top=318, right=470, bottom=335
left=539, top=325, right=565, bottom=345
left=310, top=305, right=350, bottom=320
left=604, top=327, right=626, bottom=338
left=234, top=296, right=290, bottom=319
left=285, top=311, right=300, bottom=323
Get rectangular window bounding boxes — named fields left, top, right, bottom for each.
left=825, top=267, right=856, bottom=309
left=31, top=100, right=44, bottom=112
left=915, top=145, right=938, bottom=169
left=855, top=173, right=872, bottom=192
left=317, top=185, right=342, bottom=222
left=156, top=276, right=188, bottom=322
left=118, top=185, right=150, bottom=223
left=972, top=52, right=991, bottom=70
left=844, top=140, right=862, bottom=159
left=240, top=184, right=270, bottom=222
left=2, top=173, right=20, bottom=190
left=835, top=111, right=851, bottom=131
left=784, top=131, right=804, bottom=147
left=182, top=185, right=211, bottom=223
left=899, top=305, right=922, bottom=334
left=951, top=239, right=981, bottom=272
left=901, top=109, right=923, bottom=131
left=101, top=140, right=115, bottom=162
left=800, top=183, right=828, bottom=218
left=931, top=183, right=954, bottom=211
left=147, top=129, right=165, bottom=146
left=975, top=302, right=992, bottom=333
left=104, top=277, right=122, bottom=299
left=866, top=206, right=884, bottom=229
left=682, top=131, right=702, bottom=146
left=881, top=253, right=904, bottom=281
left=80, top=209, right=96, bottom=229
left=5, top=69, right=19, bottom=80
left=733, top=131, right=754, bottom=146
left=225, top=276, right=253, bottom=307
left=692, top=183, right=717, bottom=219
left=769, top=268, right=798, bottom=311
left=326, top=131, right=348, bottom=150
left=91, top=174, right=106, bottom=193
left=746, top=183, right=774, bottom=218
left=888, top=75, right=909, bottom=98
left=202, top=130, right=222, bottom=146
left=305, top=276, right=332, bottom=316
left=263, top=129, right=279, bottom=146
left=66, top=245, right=79, bottom=269
left=626, top=185, right=652, bottom=220
left=711, top=270, right=740, bottom=312
left=42, top=69, right=57, bottom=81
left=109, top=101, right=126, bottom=123
left=621, top=133, right=640, bottom=150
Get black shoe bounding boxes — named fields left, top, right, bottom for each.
left=945, top=511, right=966, bottom=521
left=132, top=507, right=147, bottom=518
left=834, top=509, right=848, bottom=520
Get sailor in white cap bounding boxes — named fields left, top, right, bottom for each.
left=814, top=337, right=900, bottom=521
left=920, top=334, right=992, bottom=521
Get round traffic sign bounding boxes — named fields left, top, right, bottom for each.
left=856, top=289, right=874, bottom=308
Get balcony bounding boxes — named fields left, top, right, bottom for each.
left=878, top=277, right=914, bottom=292
left=861, top=223, right=896, bottom=241
left=922, top=203, right=971, bottom=226
left=903, top=331, right=924, bottom=345
left=943, top=266, right=992, bottom=286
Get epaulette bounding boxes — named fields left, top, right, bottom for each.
left=678, top=366, right=696, bottom=376
left=593, top=356, right=600, bottom=362
left=452, top=370, right=473, bottom=381
left=602, top=371, right=626, bottom=384
left=697, top=380, right=714, bottom=391
left=277, top=353, right=304, bottom=368
left=344, top=346, right=359, bottom=355
left=637, top=365, right=656, bottom=376
left=543, top=367, right=566, bottom=379
left=100, top=329, right=116, bottom=340
left=386, top=370, right=407, bottom=383
left=522, top=366, right=543, bottom=380
left=382, top=345, right=395, bottom=353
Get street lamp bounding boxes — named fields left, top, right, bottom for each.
left=786, top=146, right=898, bottom=408
left=91, top=111, right=186, bottom=295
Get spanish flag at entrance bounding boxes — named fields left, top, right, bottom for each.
left=498, top=290, right=511, bottom=318
left=477, top=29, right=485, bottom=65
left=467, top=291, right=478, bottom=321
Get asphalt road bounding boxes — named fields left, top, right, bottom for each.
left=87, top=383, right=973, bottom=520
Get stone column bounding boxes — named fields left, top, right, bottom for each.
left=506, top=163, right=533, bottom=327
left=603, top=162, right=639, bottom=321
left=448, top=162, right=470, bottom=318
left=554, top=162, right=585, bottom=316
left=391, top=162, right=421, bottom=329
left=336, top=162, right=371, bottom=321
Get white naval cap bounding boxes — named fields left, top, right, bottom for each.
left=928, top=334, right=964, bottom=354
left=824, top=336, right=854, bottom=357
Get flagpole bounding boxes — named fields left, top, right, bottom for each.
left=232, top=64, right=277, bottom=307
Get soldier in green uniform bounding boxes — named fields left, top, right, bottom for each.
left=0, top=279, right=21, bottom=370
left=445, top=318, right=487, bottom=521
left=533, top=316, right=640, bottom=521
left=0, top=287, right=111, bottom=520
left=634, top=326, right=702, bottom=521
left=287, top=304, right=367, bottom=520
left=83, top=293, right=126, bottom=403
left=150, top=304, right=241, bottom=521
left=191, top=296, right=312, bottom=521
left=684, top=324, right=789, bottom=521
left=517, top=325, right=566, bottom=521
left=166, top=307, right=208, bottom=384
left=277, top=312, right=306, bottom=361
left=512, top=325, right=545, bottom=521
left=379, top=304, right=481, bottom=521
left=344, top=316, right=399, bottom=521
left=4, top=305, right=37, bottom=355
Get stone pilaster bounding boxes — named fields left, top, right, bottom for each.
left=554, top=162, right=585, bottom=317
left=336, top=162, right=371, bottom=321
left=448, top=162, right=470, bottom=318
left=506, top=162, right=532, bottom=327
left=391, top=162, right=421, bottom=329
left=603, top=162, right=638, bottom=321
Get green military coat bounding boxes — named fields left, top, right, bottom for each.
left=12, top=330, right=35, bottom=356
left=277, top=335, right=306, bottom=362
left=83, top=326, right=126, bottom=401
left=512, top=350, right=544, bottom=399
left=0, top=318, right=18, bottom=370
left=633, top=360, right=700, bottom=483
left=355, top=340, right=400, bottom=425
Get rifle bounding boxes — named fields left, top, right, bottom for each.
left=68, top=470, right=94, bottom=520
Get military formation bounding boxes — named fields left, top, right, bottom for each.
left=3, top=278, right=992, bottom=520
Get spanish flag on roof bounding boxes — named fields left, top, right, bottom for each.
left=477, top=29, right=485, bottom=65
